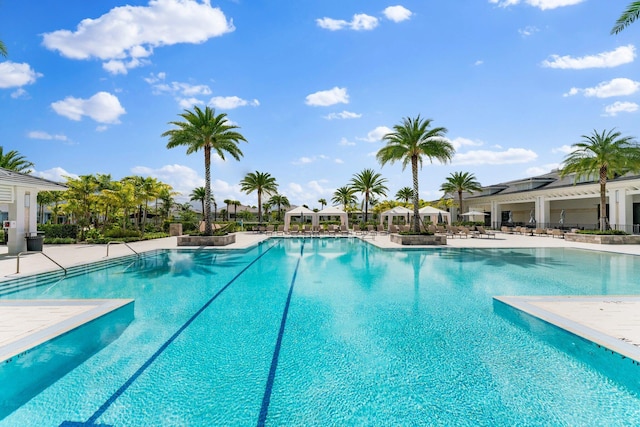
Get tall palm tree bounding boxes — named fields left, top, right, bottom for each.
left=190, top=187, right=208, bottom=221
left=377, top=115, right=454, bottom=232
left=0, top=147, right=34, bottom=173
left=560, top=129, right=640, bottom=231
left=268, top=193, right=290, bottom=221
left=0, top=40, right=7, bottom=57
left=240, top=171, right=278, bottom=223
left=223, top=199, right=232, bottom=221
left=318, top=198, right=327, bottom=210
left=395, top=186, right=413, bottom=205
left=612, top=2, right=640, bottom=34
left=163, top=106, right=246, bottom=235
left=440, top=171, right=482, bottom=221
left=232, top=200, right=241, bottom=220
left=332, top=186, right=358, bottom=212
left=349, top=168, right=388, bottom=223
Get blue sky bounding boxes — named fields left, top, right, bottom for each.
left=1, top=0, right=638, bottom=208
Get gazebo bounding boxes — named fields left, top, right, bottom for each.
left=418, top=206, right=451, bottom=225
left=380, top=206, right=413, bottom=228
left=316, top=205, right=349, bottom=228
left=0, top=168, right=67, bottom=254
left=283, top=206, right=317, bottom=231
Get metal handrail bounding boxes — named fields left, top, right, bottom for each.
left=16, top=251, right=67, bottom=275
left=106, top=241, right=139, bottom=257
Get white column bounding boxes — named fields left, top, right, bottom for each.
left=536, top=196, right=550, bottom=226
left=8, top=187, right=28, bottom=254
left=610, top=188, right=631, bottom=232
left=491, top=200, right=501, bottom=228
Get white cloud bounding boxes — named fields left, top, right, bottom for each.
left=525, top=163, right=560, bottom=176
left=453, top=148, right=538, bottom=165
left=316, top=13, right=378, bottom=31
left=51, top=91, right=126, bottom=124
left=564, top=78, right=640, bottom=98
left=0, top=61, right=43, bottom=88
left=179, top=97, right=204, bottom=109
left=305, top=87, right=349, bottom=106
left=518, top=26, right=539, bottom=37
left=603, top=101, right=639, bottom=116
left=27, top=131, right=69, bottom=142
left=33, top=167, right=78, bottom=182
left=358, top=126, right=392, bottom=142
left=285, top=180, right=333, bottom=206
left=11, top=88, right=28, bottom=99
left=42, top=0, right=235, bottom=75
left=552, top=145, right=573, bottom=154
left=324, top=110, right=362, bottom=120
left=335, top=158, right=344, bottom=164
left=542, top=45, right=636, bottom=69
left=292, top=155, right=333, bottom=165
left=339, top=137, right=356, bottom=146
left=489, top=0, right=584, bottom=10
left=209, top=96, right=259, bottom=109
left=474, top=60, right=484, bottom=66
left=450, top=137, right=484, bottom=150
left=383, top=6, right=412, bottom=22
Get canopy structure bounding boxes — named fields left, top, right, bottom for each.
left=283, top=206, right=317, bottom=231
left=461, top=210, right=489, bottom=221
left=317, top=205, right=348, bottom=227
left=418, top=206, right=451, bottom=225
left=380, top=206, right=413, bottom=227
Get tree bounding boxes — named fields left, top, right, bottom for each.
left=240, top=171, right=278, bottom=223
left=611, top=2, right=640, bottom=34
left=349, top=168, right=388, bottom=223
left=0, top=40, right=7, bottom=58
left=163, top=106, right=246, bottom=235
left=560, top=129, right=640, bottom=231
left=223, top=199, right=232, bottom=221
left=268, top=193, right=290, bottom=221
left=318, top=198, right=327, bottom=210
left=65, top=175, right=99, bottom=240
left=0, top=147, right=34, bottom=173
left=190, top=187, right=208, bottom=221
left=232, top=200, right=241, bottom=220
left=377, top=115, right=454, bottom=232
left=440, top=172, right=482, bottom=221
left=395, top=187, right=413, bottom=205
left=332, top=186, right=358, bottom=212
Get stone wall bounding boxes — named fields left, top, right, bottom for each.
left=564, top=233, right=640, bottom=245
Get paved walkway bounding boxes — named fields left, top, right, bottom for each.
left=1, top=231, right=640, bottom=365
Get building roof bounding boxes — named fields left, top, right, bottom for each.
left=0, top=168, right=67, bottom=191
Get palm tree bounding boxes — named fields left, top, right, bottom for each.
left=377, top=115, right=454, bottom=232
left=395, top=186, right=413, bottom=205
left=612, top=2, right=640, bottom=34
left=440, top=172, right=482, bottom=221
left=0, top=40, right=7, bottom=58
left=318, top=198, right=327, bottom=210
left=240, top=171, right=278, bottom=223
left=190, top=187, right=208, bottom=221
left=268, top=193, right=290, bottom=221
left=0, top=147, right=34, bottom=173
left=560, top=129, right=640, bottom=231
left=223, top=199, right=232, bottom=221
left=332, top=186, right=358, bottom=212
left=163, top=106, right=246, bottom=235
left=349, top=168, right=388, bottom=223
left=232, top=200, right=241, bottom=220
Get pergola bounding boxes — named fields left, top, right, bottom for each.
left=283, top=206, right=317, bottom=231
left=0, top=168, right=67, bottom=254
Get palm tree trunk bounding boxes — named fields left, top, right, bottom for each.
left=600, top=167, right=608, bottom=232
left=258, top=192, right=262, bottom=223
left=204, top=145, right=212, bottom=235
left=458, top=190, right=463, bottom=222
left=412, top=156, right=420, bottom=233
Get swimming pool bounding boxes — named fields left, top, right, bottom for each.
left=1, top=238, right=640, bottom=425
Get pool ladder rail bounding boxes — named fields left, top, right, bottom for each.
left=106, top=241, right=140, bottom=258
left=16, top=251, right=67, bottom=275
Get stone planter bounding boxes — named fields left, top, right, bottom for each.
left=169, top=223, right=183, bottom=237
left=389, top=233, right=447, bottom=246
left=177, top=233, right=236, bottom=247
left=564, top=232, right=640, bottom=245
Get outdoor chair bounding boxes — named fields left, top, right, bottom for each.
left=289, top=224, right=300, bottom=235
left=476, top=226, right=496, bottom=238
left=276, top=225, right=285, bottom=235
left=389, top=224, right=399, bottom=233
left=377, top=224, right=387, bottom=234
left=265, top=225, right=274, bottom=235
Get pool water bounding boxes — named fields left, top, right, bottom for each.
left=1, top=238, right=640, bottom=425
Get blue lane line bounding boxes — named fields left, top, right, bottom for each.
left=61, top=242, right=278, bottom=427
left=257, top=240, right=305, bottom=427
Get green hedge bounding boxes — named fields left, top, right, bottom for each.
left=576, top=229, right=628, bottom=235
left=38, top=224, right=78, bottom=239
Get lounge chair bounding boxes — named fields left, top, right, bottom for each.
left=340, top=224, right=350, bottom=236
left=534, top=228, right=546, bottom=237
left=377, top=224, right=388, bottom=234
left=303, top=224, right=313, bottom=236
left=312, top=225, right=322, bottom=236
left=265, top=225, right=274, bottom=235
left=276, top=225, right=285, bottom=235
left=326, top=224, right=337, bottom=236
left=389, top=224, right=399, bottom=233
left=352, top=224, right=363, bottom=235
left=476, top=226, right=496, bottom=238
left=367, top=225, right=377, bottom=235
left=551, top=229, right=565, bottom=238
left=289, top=224, right=300, bottom=235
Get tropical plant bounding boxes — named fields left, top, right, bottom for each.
left=0, top=146, right=34, bottom=173
left=0, top=40, right=6, bottom=58
left=232, top=200, right=241, bottom=220
left=611, top=2, right=640, bottom=34
left=240, top=171, right=278, bottom=223
left=349, top=168, right=388, bottom=223
left=560, top=129, right=640, bottom=231
left=268, top=193, right=290, bottom=221
left=190, top=187, right=208, bottom=220
left=332, top=186, right=358, bottom=211
left=377, top=115, right=454, bottom=232
left=223, top=199, right=232, bottom=220
left=395, top=187, right=413, bottom=205
left=440, top=171, right=482, bottom=221
left=64, top=175, right=100, bottom=240
left=163, top=106, right=246, bottom=235
left=318, top=198, right=327, bottom=210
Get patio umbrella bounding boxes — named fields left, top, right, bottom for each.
left=437, top=212, right=443, bottom=224
left=559, top=209, right=565, bottom=225
left=461, top=210, right=487, bottom=216
left=507, top=211, right=513, bottom=223
left=529, top=209, right=535, bottom=224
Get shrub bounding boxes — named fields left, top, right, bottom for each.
left=44, top=237, right=77, bottom=244
left=577, top=229, right=628, bottom=235
left=104, top=228, right=143, bottom=238
left=39, top=224, right=78, bottom=239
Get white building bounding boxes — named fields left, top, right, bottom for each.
left=458, top=170, right=640, bottom=233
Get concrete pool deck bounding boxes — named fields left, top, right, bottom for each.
left=0, top=231, right=639, bottom=366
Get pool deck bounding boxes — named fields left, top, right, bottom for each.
left=1, top=231, right=640, bottom=365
